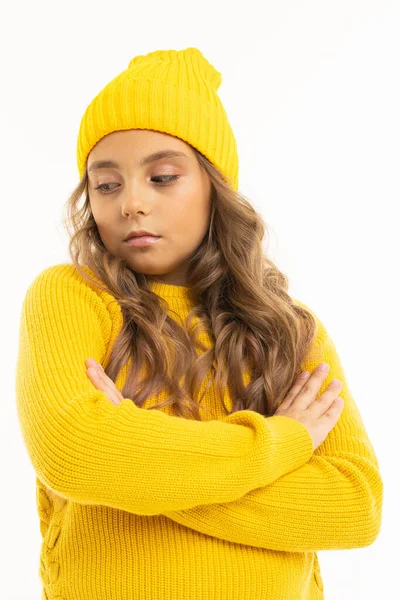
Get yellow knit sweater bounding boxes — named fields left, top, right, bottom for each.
left=15, top=263, right=383, bottom=600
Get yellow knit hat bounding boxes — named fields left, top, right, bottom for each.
left=76, top=47, right=239, bottom=191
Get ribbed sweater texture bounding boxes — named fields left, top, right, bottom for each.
left=15, top=264, right=383, bottom=600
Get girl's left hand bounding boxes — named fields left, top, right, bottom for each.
left=85, top=357, right=124, bottom=406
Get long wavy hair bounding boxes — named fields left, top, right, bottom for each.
left=62, top=144, right=318, bottom=421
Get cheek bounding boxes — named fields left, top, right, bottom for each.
left=91, top=203, right=114, bottom=230
left=90, top=207, right=118, bottom=247
left=173, top=201, right=210, bottom=245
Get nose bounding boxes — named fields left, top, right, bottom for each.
left=121, top=182, right=149, bottom=216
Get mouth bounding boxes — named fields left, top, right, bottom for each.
left=125, top=235, right=162, bottom=248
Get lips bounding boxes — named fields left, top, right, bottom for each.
left=125, top=235, right=161, bottom=247
left=124, top=231, right=160, bottom=241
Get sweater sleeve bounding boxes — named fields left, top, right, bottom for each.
left=15, top=264, right=314, bottom=517
left=162, top=307, right=384, bottom=552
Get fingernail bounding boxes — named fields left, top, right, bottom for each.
left=299, top=371, right=310, bottom=379
left=330, top=378, right=342, bottom=387
left=318, top=363, right=329, bottom=371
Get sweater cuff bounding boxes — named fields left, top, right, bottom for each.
left=261, top=415, right=314, bottom=481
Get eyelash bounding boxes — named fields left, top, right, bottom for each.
left=94, top=176, right=179, bottom=194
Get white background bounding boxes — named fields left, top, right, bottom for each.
left=1, top=1, right=398, bottom=598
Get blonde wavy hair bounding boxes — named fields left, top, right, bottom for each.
left=62, top=145, right=318, bottom=421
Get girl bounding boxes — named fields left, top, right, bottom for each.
left=16, top=47, right=383, bottom=600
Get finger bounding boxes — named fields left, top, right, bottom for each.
left=94, top=367, right=124, bottom=400
left=277, top=370, right=311, bottom=409
left=293, top=363, right=331, bottom=410
left=86, top=366, right=124, bottom=405
left=324, top=396, right=344, bottom=418
left=86, top=366, right=106, bottom=389
left=309, top=378, right=343, bottom=417
left=85, top=358, right=124, bottom=405
left=85, top=357, right=102, bottom=370
left=88, top=366, right=123, bottom=404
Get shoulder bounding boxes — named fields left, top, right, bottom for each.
left=23, top=262, right=120, bottom=318
left=292, top=296, right=339, bottom=367
left=26, top=262, right=99, bottom=290
left=292, top=296, right=331, bottom=350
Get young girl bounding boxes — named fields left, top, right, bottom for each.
left=15, top=46, right=383, bottom=600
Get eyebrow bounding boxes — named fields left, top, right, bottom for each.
left=88, top=149, right=189, bottom=173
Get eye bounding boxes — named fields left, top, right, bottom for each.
left=151, top=175, right=179, bottom=186
left=94, top=183, right=119, bottom=194
left=94, top=176, right=179, bottom=194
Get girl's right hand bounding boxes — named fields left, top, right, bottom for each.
left=274, top=362, right=345, bottom=451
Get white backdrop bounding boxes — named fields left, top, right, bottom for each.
left=1, top=1, right=398, bottom=598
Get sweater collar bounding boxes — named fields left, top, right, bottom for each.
left=148, top=279, right=195, bottom=302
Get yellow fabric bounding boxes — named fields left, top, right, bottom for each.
left=15, top=263, right=383, bottom=600
left=76, top=47, right=239, bottom=191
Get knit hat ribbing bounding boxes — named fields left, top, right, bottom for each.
left=76, top=47, right=239, bottom=191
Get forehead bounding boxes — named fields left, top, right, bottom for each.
left=88, top=129, right=194, bottom=165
